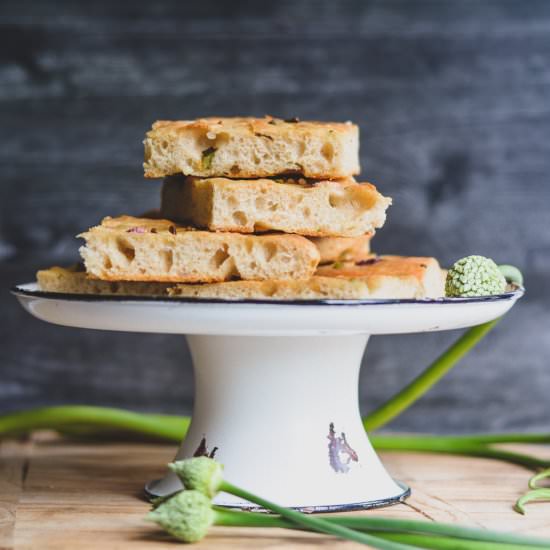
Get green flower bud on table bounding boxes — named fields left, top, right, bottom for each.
left=147, top=490, right=215, bottom=542
left=445, top=255, right=507, bottom=297
left=169, top=457, right=224, bottom=498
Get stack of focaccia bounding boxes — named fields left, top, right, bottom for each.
left=38, top=116, right=445, bottom=300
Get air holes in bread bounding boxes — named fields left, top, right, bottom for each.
left=116, top=239, right=135, bottom=262
left=350, top=192, right=375, bottom=209
left=233, top=211, right=248, bottom=226
left=263, top=282, right=277, bottom=297
left=215, top=131, right=230, bottom=146
left=212, top=246, right=230, bottom=268
left=161, top=249, right=174, bottom=271
left=263, top=242, right=277, bottom=262
left=321, top=142, right=334, bottom=161
left=255, top=197, right=266, bottom=209
left=328, top=193, right=345, bottom=208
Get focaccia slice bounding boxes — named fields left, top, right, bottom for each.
left=168, top=255, right=446, bottom=300
left=78, top=216, right=320, bottom=283
left=316, top=256, right=446, bottom=299
left=139, top=209, right=373, bottom=263
left=144, top=116, right=359, bottom=179
left=161, top=176, right=390, bottom=237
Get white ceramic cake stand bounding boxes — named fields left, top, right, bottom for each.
left=13, top=283, right=523, bottom=512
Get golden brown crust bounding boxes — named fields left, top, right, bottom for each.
left=316, top=256, right=435, bottom=280
left=81, top=215, right=195, bottom=235
left=151, top=117, right=356, bottom=134
left=37, top=265, right=171, bottom=295
left=315, top=256, right=446, bottom=299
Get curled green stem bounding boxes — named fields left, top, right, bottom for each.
left=514, top=470, right=550, bottom=517
left=498, top=265, right=524, bottom=286
left=529, top=468, right=550, bottom=489
left=515, top=489, right=550, bottom=515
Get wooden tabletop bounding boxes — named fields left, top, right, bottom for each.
left=1, top=434, right=549, bottom=549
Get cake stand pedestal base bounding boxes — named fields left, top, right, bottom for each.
left=145, top=334, right=409, bottom=512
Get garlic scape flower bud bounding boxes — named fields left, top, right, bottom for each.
left=445, top=255, right=506, bottom=297
left=169, top=456, right=224, bottom=498
left=147, top=490, right=214, bottom=543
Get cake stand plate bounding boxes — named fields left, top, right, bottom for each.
left=13, top=283, right=523, bottom=512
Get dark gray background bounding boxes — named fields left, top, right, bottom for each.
left=1, top=1, right=549, bottom=433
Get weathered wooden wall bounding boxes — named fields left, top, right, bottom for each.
left=1, top=0, right=549, bottom=432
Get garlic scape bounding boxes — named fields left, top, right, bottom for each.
left=445, top=255, right=524, bottom=298
left=148, top=457, right=550, bottom=548
left=166, top=457, right=415, bottom=549
left=445, top=255, right=507, bottom=297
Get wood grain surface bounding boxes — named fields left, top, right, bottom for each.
left=1, top=1, right=549, bottom=432
left=1, top=434, right=550, bottom=549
